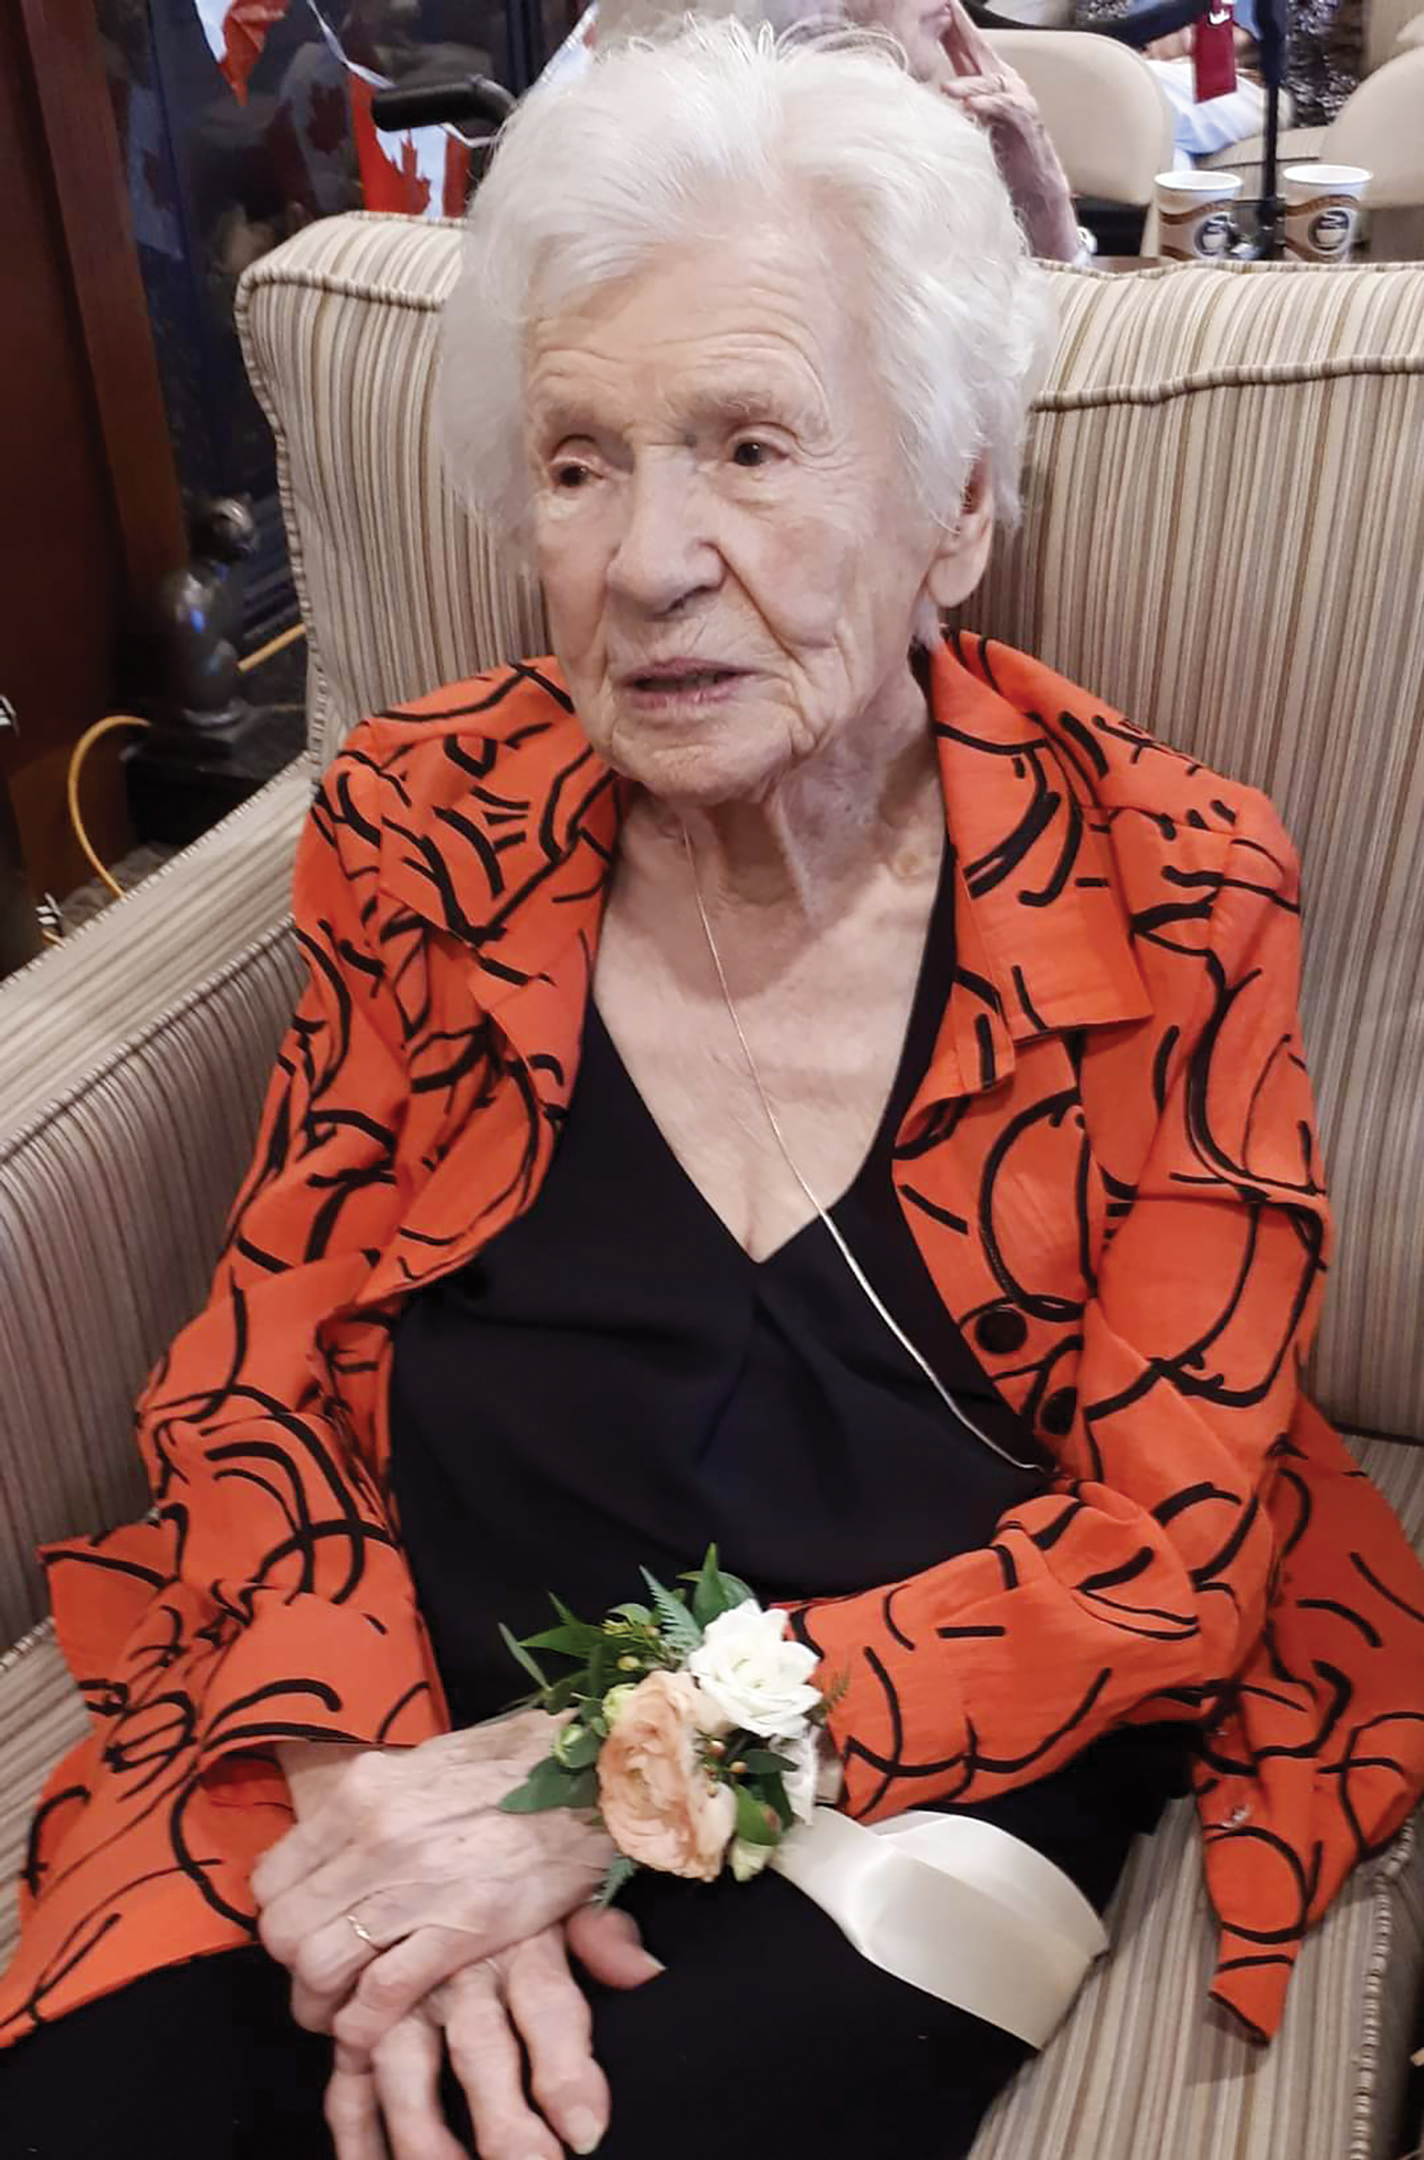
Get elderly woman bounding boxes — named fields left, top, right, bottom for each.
left=4, top=22, right=1422, bottom=2160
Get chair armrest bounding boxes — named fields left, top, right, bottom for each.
left=0, top=768, right=308, bottom=1644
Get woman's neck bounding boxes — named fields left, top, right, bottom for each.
left=633, top=672, right=943, bottom=925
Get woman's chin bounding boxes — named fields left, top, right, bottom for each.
left=599, top=699, right=799, bottom=807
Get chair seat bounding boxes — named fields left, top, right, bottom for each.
left=4, top=1439, right=1421, bottom=2156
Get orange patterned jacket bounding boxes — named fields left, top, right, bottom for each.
left=3, top=636, right=1422, bottom=2052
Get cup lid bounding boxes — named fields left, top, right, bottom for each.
left=1281, top=163, right=1371, bottom=186
left=1154, top=169, right=1244, bottom=193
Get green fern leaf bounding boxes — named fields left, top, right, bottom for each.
left=641, top=1569, right=703, bottom=1657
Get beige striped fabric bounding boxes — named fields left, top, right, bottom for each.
left=0, top=771, right=309, bottom=1644
left=236, top=214, right=546, bottom=775
left=2, top=1437, right=1418, bottom=2158
left=239, top=230, right=1424, bottom=1441
left=0, top=768, right=308, bottom=1142
left=0, top=1624, right=91, bottom=1973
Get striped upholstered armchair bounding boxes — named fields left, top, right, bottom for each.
left=2, top=218, right=1421, bottom=2155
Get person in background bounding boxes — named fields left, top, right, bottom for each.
left=1075, top=0, right=1363, bottom=150
left=1143, top=0, right=1289, bottom=164
left=776, top=0, right=1090, bottom=258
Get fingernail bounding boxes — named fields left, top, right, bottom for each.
left=640, top=1955, right=668, bottom=1977
left=567, top=2109, right=603, bottom=2153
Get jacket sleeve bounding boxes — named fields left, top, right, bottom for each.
left=797, top=807, right=1335, bottom=1821
left=42, top=743, right=448, bottom=1782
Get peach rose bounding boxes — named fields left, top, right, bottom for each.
left=596, top=1670, right=736, bottom=1881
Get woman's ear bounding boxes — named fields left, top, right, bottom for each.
left=923, top=459, right=994, bottom=614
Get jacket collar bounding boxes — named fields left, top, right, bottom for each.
left=908, top=636, right=1152, bottom=1107
left=375, top=641, right=1151, bottom=1110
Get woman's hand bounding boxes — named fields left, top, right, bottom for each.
left=935, top=1, right=1082, bottom=263
left=254, top=1709, right=614, bottom=2052
left=324, top=1906, right=663, bottom=2160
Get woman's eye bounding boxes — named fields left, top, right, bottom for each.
left=553, top=462, right=592, bottom=491
left=731, top=439, right=775, bottom=469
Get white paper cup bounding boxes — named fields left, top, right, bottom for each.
left=1282, top=163, right=1370, bottom=262
left=1155, top=170, right=1243, bottom=262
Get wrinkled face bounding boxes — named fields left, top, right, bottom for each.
left=857, top=0, right=956, bottom=79
left=524, top=229, right=973, bottom=805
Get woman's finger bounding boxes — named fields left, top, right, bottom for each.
left=372, top=2012, right=471, bottom=2160
left=940, top=84, right=1033, bottom=144
left=566, top=1902, right=667, bottom=1989
left=940, top=0, right=997, bottom=75
left=940, top=73, right=1018, bottom=108
left=948, top=89, right=1022, bottom=124
left=334, top=1924, right=500, bottom=2056
left=280, top=1913, right=381, bottom=2031
left=323, top=2047, right=392, bottom=2160
left=440, top=1963, right=563, bottom=2160
left=257, top=1839, right=406, bottom=1967
left=503, top=1929, right=608, bottom=2156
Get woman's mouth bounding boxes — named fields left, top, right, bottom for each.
left=619, top=664, right=748, bottom=707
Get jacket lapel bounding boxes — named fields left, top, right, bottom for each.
left=892, top=637, right=1155, bottom=1433
left=361, top=670, right=622, bottom=1303
left=358, top=640, right=1156, bottom=1401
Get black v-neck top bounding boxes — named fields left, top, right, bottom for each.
left=388, top=843, right=1062, bottom=1730
left=386, top=843, right=1189, bottom=2143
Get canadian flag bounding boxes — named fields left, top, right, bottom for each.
left=348, top=76, right=471, bottom=220
left=192, top=0, right=295, bottom=101
left=192, top=0, right=470, bottom=219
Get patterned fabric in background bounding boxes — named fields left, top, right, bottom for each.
left=1071, top=0, right=1364, bottom=124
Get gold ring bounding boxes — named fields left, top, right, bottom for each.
left=345, top=1912, right=378, bottom=1949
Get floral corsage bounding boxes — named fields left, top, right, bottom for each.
left=499, top=1548, right=839, bottom=1898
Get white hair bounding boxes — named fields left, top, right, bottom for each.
left=437, top=18, right=1051, bottom=547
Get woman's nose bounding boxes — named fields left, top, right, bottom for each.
left=606, top=460, right=720, bottom=616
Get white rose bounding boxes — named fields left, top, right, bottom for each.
left=686, top=1600, right=821, bottom=1739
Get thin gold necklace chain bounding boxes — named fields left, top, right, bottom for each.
left=678, top=822, right=1040, bottom=1473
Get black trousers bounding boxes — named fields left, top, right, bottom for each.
left=2, top=1872, right=1034, bottom=2160
left=4, top=1730, right=1188, bottom=2157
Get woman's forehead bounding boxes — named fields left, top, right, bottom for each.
left=524, top=239, right=856, bottom=434
left=527, top=348, right=829, bottom=439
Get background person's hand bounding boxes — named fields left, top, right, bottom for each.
left=935, top=0, right=1082, bottom=261
left=324, top=1906, right=664, bottom=2160
left=1145, top=24, right=1195, bottom=58
left=254, top=1709, right=614, bottom=2052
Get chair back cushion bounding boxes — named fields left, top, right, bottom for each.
left=239, top=224, right=1424, bottom=1440
left=986, top=31, right=1174, bottom=206
left=0, top=776, right=308, bottom=1642
left=1322, top=49, right=1424, bottom=204
left=236, top=215, right=547, bottom=772
left=1367, top=0, right=1424, bottom=70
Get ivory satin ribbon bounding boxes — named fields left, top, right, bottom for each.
left=770, top=1808, right=1108, bottom=2048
